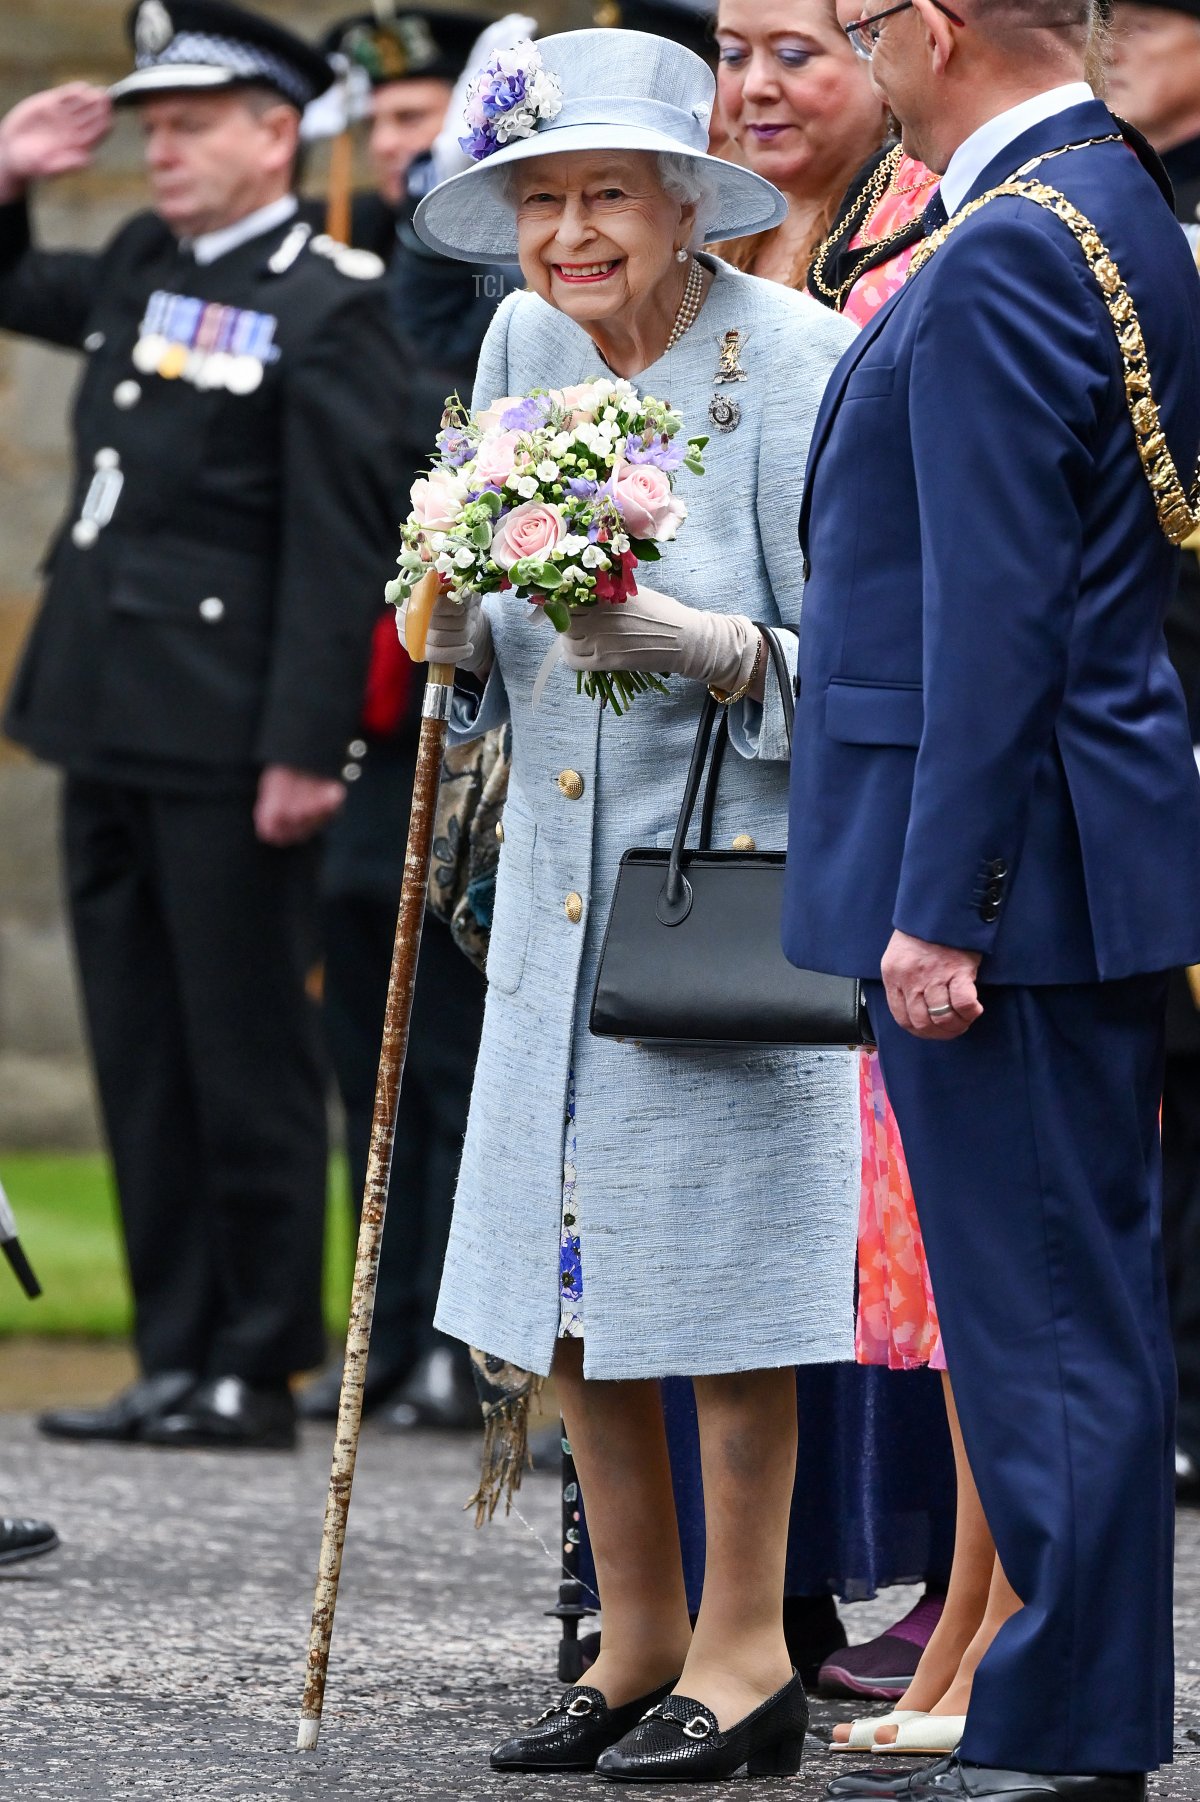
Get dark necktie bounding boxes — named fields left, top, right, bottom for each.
left=922, top=190, right=949, bottom=235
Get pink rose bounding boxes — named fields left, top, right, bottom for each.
left=549, top=382, right=603, bottom=426
left=470, top=429, right=523, bottom=488
left=657, top=494, right=688, bottom=543
left=612, top=463, right=676, bottom=540
left=409, top=467, right=466, bottom=531
left=491, top=500, right=565, bottom=570
left=474, top=394, right=527, bottom=433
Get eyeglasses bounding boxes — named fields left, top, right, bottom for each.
left=843, top=0, right=965, bottom=59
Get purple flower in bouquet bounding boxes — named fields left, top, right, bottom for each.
left=500, top=396, right=548, bottom=432
left=457, top=40, right=564, bottom=163
left=624, top=432, right=685, bottom=472
left=436, top=427, right=475, bottom=467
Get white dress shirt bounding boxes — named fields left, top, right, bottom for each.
left=189, top=194, right=299, bottom=265
left=940, top=82, right=1095, bottom=215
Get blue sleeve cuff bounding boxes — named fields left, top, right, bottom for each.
left=726, top=628, right=797, bottom=765
left=447, top=653, right=510, bottom=744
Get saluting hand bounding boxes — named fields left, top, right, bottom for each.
left=881, top=929, right=984, bottom=1040
left=0, top=84, right=112, bottom=202
left=254, top=765, right=346, bottom=848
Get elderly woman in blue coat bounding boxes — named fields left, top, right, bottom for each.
left=408, top=29, right=859, bottom=1784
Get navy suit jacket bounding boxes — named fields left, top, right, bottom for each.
left=782, top=101, right=1200, bottom=985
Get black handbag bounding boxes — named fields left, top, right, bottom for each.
left=589, top=628, right=873, bottom=1049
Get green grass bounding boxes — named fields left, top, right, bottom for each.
left=0, top=1153, right=355, bottom=1338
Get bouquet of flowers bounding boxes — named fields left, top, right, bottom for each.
left=385, top=377, right=707, bottom=713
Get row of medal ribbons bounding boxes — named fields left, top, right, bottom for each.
left=132, top=289, right=279, bottom=395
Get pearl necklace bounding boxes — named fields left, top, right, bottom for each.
left=665, top=256, right=704, bottom=353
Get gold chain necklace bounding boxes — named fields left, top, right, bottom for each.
left=890, top=165, right=936, bottom=197
left=665, top=256, right=705, bottom=353
left=809, top=146, right=926, bottom=310
left=907, top=135, right=1200, bottom=546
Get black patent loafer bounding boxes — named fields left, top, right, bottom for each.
left=140, top=1376, right=296, bottom=1450
left=597, top=1672, right=808, bottom=1782
left=828, top=1755, right=957, bottom=1799
left=491, top=1680, right=677, bottom=1773
left=38, top=1371, right=197, bottom=1442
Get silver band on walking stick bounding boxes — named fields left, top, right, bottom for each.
left=421, top=681, right=455, bottom=721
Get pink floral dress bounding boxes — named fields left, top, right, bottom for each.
left=841, top=153, right=948, bottom=1371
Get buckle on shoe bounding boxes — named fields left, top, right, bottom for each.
left=565, top=1696, right=596, bottom=1718
left=682, top=1716, right=713, bottom=1740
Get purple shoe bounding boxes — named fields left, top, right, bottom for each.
left=818, top=1591, right=945, bottom=1700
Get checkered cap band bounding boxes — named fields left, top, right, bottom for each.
left=136, top=30, right=312, bottom=105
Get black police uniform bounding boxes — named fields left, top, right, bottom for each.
left=293, top=8, right=502, bottom=1422
left=0, top=193, right=406, bottom=1390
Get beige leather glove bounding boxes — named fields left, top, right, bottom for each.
left=561, top=588, right=759, bottom=693
left=396, top=585, right=493, bottom=674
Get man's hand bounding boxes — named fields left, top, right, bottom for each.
left=0, top=85, right=112, bottom=203
left=881, top=929, right=984, bottom=1039
left=254, top=765, right=345, bottom=847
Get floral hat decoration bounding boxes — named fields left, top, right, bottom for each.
left=414, top=27, right=787, bottom=263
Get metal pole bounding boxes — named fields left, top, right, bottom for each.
left=296, top=661, right=455, bottom=1751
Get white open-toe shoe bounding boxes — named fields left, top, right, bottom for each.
left=827, top=1710, right=927, bottom=1753
left=869, top=1714, right=967, bottom=1755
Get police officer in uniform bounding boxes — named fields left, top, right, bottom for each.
left=0, top=0, right=407, bottom=1449
left=299, top=10, right=501, bottom=1429
left=1108, top=0, right=1200, bottom=1497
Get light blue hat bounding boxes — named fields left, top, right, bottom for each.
left=413, top=28, right=787, bottom=263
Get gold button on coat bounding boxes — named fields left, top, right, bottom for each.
left=495, top=820, right=505, bottom=843
left=565, top=892, right=584, bottom=923
left=558, top=770, right=585, bottom=799
left=732, top=832, right=756, bottom=851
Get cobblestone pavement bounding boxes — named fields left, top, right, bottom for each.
left=0, top=1413, right=1198, bottom=1800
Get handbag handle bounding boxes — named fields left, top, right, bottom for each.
left=658, top=626, right=795, bottom=927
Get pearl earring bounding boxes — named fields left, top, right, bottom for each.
left=675, top=247, right=688, bottom=263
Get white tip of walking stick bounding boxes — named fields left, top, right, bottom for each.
left=296, top=1717, right=321, bottom=1751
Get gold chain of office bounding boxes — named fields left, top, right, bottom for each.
left=907, top=142, right=1200, bottom=547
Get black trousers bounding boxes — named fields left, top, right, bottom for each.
left=321, top=896, right=485, bottom=1379
left=63, top=776, right=328, bottom=1383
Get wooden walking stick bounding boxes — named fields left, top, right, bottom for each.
left=297, top=572, right=451, bottom=1751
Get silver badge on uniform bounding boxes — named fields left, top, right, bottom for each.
left=135, top=0, right=174, bottom=56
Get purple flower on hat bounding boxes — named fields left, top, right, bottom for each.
left=457, top=39, right=563, bottom=163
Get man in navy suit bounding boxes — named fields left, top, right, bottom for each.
left=783, top=0, right=1200, bottom=1794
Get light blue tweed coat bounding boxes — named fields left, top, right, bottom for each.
left=434, top=256, right=861, bottom=1380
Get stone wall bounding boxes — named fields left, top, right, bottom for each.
left=0, top=2, right=583, bottom=1148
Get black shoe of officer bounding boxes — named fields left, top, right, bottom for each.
left=38, top=1371, right=197, bottom=1443
left=597, top=1672, right=809, bottom=1781
left=380, top=1346, right=479, bottom=1432
left=827, top=1755, right=956, bottom=1799
left=0, top=1516, right=60, bottom=1565
left=831, top=1758, right=1147, bottom=1802
left=295, top=1355, right=410, bottom=1422
left=140, top=1376, right=296, bottom=1450
left=491, top=1681, right=678, bottom=1773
